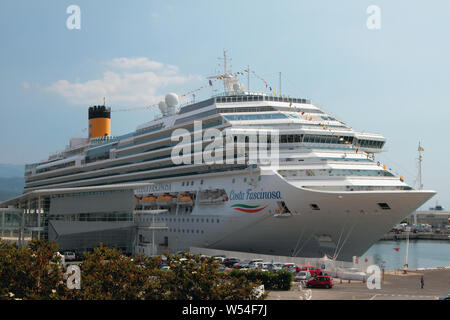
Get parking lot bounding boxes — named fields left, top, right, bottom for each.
left=267, top=268, right=450, bottom=300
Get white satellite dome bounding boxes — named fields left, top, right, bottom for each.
left=165, top=93, right=179, bottom=108
left=233, top=82, right=243, bottom=92
left=158, top=101, right=167, bottom=115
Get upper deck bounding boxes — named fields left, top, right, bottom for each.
left=24, top=92, right=387, bottom=185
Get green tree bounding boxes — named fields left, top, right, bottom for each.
left=156, top=253, right=264, bottom=300
left=0, top=239, right=65, bottom=300
left=65, top=244, right=159, bottom=300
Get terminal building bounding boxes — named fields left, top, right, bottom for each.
left=408, top=208, right=450, bottom=231
left=0, top=183, right=166, bottom=256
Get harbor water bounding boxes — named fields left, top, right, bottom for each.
left=362, top=239, right=450, bottom=270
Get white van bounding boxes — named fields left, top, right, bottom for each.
left=64, top=251, right=76, bottom=261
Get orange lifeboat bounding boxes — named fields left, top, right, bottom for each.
left=157, top=194, right=174, bottom=203
left=178, top=194, right=192, bottom=202
left=142, top=195, right=157, bottom=203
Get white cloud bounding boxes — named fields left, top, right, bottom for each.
left=106, top=57, right=165, bottom=70
left=46, top=59, right=201, bottom=107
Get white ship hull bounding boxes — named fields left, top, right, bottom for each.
left=139, top=172, right=435, bottom=261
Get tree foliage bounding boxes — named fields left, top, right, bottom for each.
left=0, top=239, right=65, bottom=300
left=230, top=269, right=293, bottom=291
left=0, top=240, right=266, bottom=300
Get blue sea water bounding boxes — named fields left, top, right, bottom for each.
left=362, top=240, right=450, bottom=270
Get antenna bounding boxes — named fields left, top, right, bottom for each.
left=418, top=142, right=423, bottom=190
left=208, top=50, right=237, bottom=94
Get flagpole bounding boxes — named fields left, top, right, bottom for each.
left=404, top=226, right=410, bottom=274
left=418, top=142, right=423, bottom=190
left=247, top=65, right=250, bottom=92
left=279, top=72, right=282, bottom=96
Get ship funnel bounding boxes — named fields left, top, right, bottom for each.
left=88, top=105, right=111, bottom=140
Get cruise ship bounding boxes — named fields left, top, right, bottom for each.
left=17, top=60, right=435, bottom=261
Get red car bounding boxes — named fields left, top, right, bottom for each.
left=283, top=263, right=301, bottom=273
left=306, top=276, right=334, bottom=289
left=301, top=266, right=322, bottom=277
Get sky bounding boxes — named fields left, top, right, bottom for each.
left=0, top=0, right=449, bottom=209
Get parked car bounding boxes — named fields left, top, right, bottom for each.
left=213, top=256, right=226, bottom=264
left=294, top=271, right=312, bottom=281
left=175, top=251, right=187, bottom=257
left=223, top=257, right=241, bottom=267
left=282, top=263, right=300, bottom=273
left=248, top=259, right=264, bottom=265
left=306, top=276, right=334, bottom=289
left=301, top=266, right=322, bottom=277
left=63, top=251, right=76, bottom=261
left=262, top=262, right=282, bottom=272
left=272, top=263, right=285, bottom=272
left=249, top=262, right=268, bottom=271
left=233, top=261, right=250, bottom=269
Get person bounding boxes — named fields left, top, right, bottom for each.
left=420, top=275, right=424, bottom=289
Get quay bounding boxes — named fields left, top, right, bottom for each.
left=381, top=232, right=449, bottom=241
left=268, top=267, right=450, bottom=300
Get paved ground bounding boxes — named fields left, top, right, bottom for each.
left=267, top=269, right=450, bottom=300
